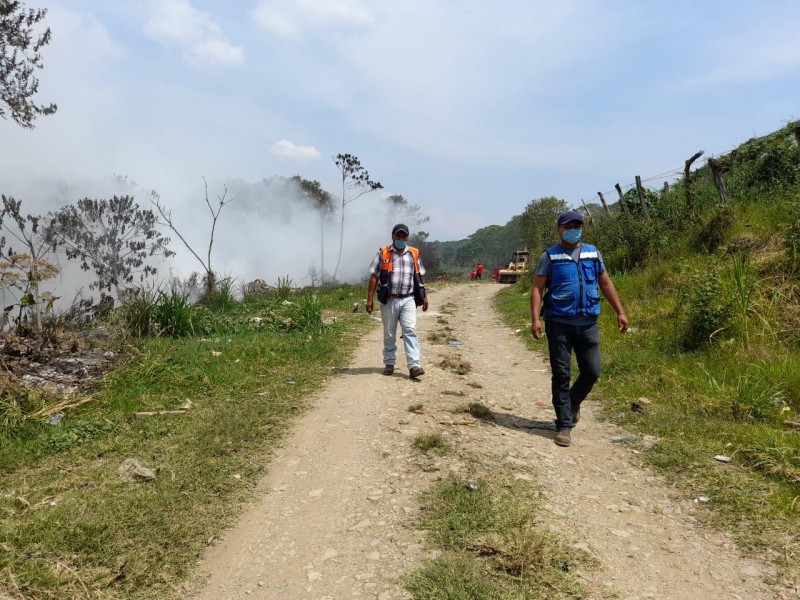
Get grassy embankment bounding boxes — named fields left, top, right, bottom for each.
left=0, top=284, right=370, bottom=599
left=495, top=194, right=800, bottom=580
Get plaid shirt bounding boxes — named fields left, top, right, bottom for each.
left=368, top=245, right=425, bottom=297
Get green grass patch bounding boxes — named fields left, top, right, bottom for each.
left=0, top=284, right=371, bottom=599
left=413, top=432, right=449, bottom=455
left=404, top=474, right=596, bottom=599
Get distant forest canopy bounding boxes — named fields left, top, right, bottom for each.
left=430, top=196, right=570, bottom=270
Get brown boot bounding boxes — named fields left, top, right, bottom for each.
left=409, top=366, right=425, bottom=378
left=554, top=428, right=571, bottom=447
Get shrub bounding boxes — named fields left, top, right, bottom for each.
left=675, top=260, right=733, bottom=351
left=200, top=276, right=237, bottom=310
left=154, top=290, right=194, bottom=337
left=116, top=287, right=159, bottom=337
left=284, top=292, right=324, bottom=334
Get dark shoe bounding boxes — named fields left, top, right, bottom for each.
left=383, top=365, right=394, bottom=376
left=409, top=366, right=425, bottom=378
left=554, top=428, right=571, bottom=447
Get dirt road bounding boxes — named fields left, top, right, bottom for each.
left=186, top=283, right=779, bottom=599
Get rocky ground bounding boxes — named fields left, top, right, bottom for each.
left=184, top=283, right=793, bottom=600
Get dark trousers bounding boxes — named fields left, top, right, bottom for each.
left=545, top=320, right=601, bottom=429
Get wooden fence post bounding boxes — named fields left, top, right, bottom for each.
left=794, top=126, right=800, bottom=147
left=635, top=175, right=651, bottom=220
left=708, top=158, right=728, bottom=204
left=684, top=150, right=704, bottom=210
left=597, top=191, right=610, bottom=215
left=662, top=181, right=670, bottom=194
left=581, top=199, right=595, bottom=225
left=614, top=183, right=628, bottom=214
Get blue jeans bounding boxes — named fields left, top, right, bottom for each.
left=380, top=297, right=420, bottom=368
left=545, top=320, right=601, bottom=429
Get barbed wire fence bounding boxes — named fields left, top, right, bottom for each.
left=569, top=129, right=796, bottom=220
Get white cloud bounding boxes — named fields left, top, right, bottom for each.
left=271, top=140, right=322, bottom=160
left=252, top=0, right=373, bottom=37
left=143, top=0, right=244, bottom=67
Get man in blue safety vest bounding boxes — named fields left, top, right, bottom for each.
left=529, top=210, right=628, bottom=447
left=366, top=223, right=429, bottom=378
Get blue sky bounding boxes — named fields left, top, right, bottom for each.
left=2, top=1, right=799, bottom=283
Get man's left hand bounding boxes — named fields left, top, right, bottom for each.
left=422, top=297, right=429, bottom=312
left=617, top=313, right=629, bottom=333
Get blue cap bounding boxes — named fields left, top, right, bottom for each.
left=556, top=210, right=584, bottom=226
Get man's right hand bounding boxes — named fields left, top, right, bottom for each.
left=366, top=299, right=374, bottom=314
left=531, top=319, right=544, bottom=340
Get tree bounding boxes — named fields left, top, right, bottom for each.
left=386, top=194, right=430, bottom=228
left=152, top=178, right=232, bottom=297
left=0, top=195, right=56, bottom=331
left=519, top=196, right=568, bottom=253
left=409, top=230, right=441, bottom=277
left=1, top=1, right=57, bottom=128
left=292, top=175, right=335, bottom=285
left=45, top=195, right=174, bottom=295
left=332, top=153, right=382, bottom=281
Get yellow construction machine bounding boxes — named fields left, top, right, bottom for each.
left=496, top=248, right=530, bottom=284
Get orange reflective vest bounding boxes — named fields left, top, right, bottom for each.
left=379, top=245, right=422, bottom=275
left=377, top=245, right=425, bottom=305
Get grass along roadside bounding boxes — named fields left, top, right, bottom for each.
left=404, top=469, right=602, bottom=599
left=0, top=285, right=372, bottom=599
left=494, top=279, right=800, bottom=580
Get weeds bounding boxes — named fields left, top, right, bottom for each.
left=440, top=357, right=472, bottom=375
left=405, top=474, right=593, bottom=598
left=413, top=432, right=448, bottom=455
left=154, top=290, right=194, bottom=337
left=467, top=402, right=493, bottom=420
left=201, top=276, right=237, bottom=310
left=275, top=275, right=293, bottom=301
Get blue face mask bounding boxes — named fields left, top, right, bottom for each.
left=394, top=240, right=408, bottom=250
left=562, top=229, right=582, bottom=244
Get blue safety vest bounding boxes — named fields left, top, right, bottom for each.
left=544, top=243, right=602, bottom=319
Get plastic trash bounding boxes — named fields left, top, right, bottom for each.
left=465, top=480, right=479, bottom=491
left=713, top=455, right=732, bottom=463
left=611, top=435, right=637, bottom=444
left=449, top=341, right=463, bottom=346
left=47, top=412, right=65, bottom=426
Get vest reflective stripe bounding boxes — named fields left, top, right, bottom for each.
left=545, top=243, right=601, bottom=319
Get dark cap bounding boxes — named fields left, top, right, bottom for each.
left=392, top=223, right=410, bottom=236
left=556, top=210, right=584, bottom=227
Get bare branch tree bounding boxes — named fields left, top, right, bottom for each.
left=152, top=178, right=232, bottom=296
